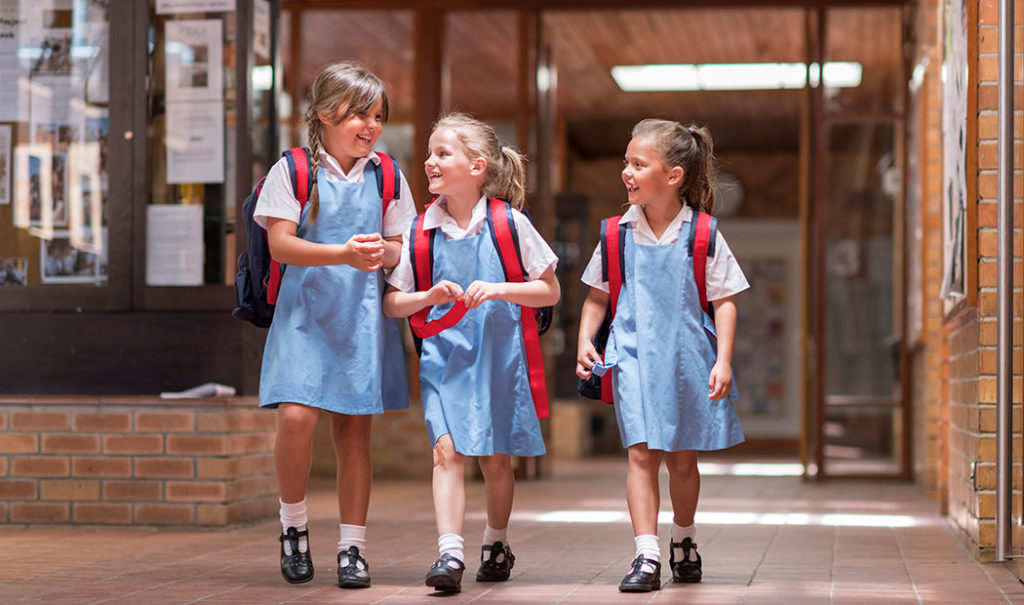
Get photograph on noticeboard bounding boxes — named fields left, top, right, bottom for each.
left=40, top=229, right=106, bottom=284
left=0, top=257, right=28, bottom=287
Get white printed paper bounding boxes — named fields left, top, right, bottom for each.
left=166, top=99, right=224, bottom=184
left=0, top=124, right=10, bottom=205
left=165, top=19, right=222, bottom=102
left=157, top=0, right=235, bottom=14
left=146, top=204, right=204, bottom=286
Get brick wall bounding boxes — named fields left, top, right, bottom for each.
left=0, top=396, right=277, bottom=527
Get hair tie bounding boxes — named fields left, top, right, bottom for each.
left=498, top=144, right=504, bottom=153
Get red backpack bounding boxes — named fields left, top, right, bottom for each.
left=577, top=210, right=718, bottom=402
left=406, top=198, right=550, bottom=419
left=232, top=148, right=400, bottom=327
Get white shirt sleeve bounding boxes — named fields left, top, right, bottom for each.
left=580, top=244, right=608, bottom=293
left=382, top=170, right=417, bottom=238
left=253, top=157, right=301, bottom=228
left=511, top=210, right=559, bottom=281
left=385, top=232, right=416, bottom=293
left=706, top=231, right=750, bottom=301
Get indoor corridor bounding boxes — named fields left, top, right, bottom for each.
left=2, top=456, right=1021, bottom=604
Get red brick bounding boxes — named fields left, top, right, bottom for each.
left=0, top=479, right=37, bottom=499
left=41, top=434, right=100, bottom=454
left=39, top=479, right=100, bottom=501
left=166, top=481, right=227, bottom=502
left=103, top=480, right=162, bottom=501
left=0, top=433, right=40, bottom=454
left=135, top=411, right=195, bottom=432
left=72, top=412, right=132, bottom=432
left=166, top=435, right=228, bottom=456
left=11, top=456, right=70, bottom=477
left=0, top=457, right=6, bottom=476
left=71, top=457, right=132, bottom=478
left=10, top=502, right=69, bottom=523
left=102, top=434, right=163, bottom=455
left=0, top=501, right=7, bottom=522
left=10, top=411, right=69, bottom=431
left=0, top=411, right=7, bottom=430
left=73, top=502, right=132, bottom=524
left=197, top=503, right=229, bottom=526
left=134, top=458, right=194, bottom=479
left=135, top=503, right=194, bottom=525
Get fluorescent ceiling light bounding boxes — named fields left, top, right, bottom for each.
left=611, top=62, right=862, bottom=91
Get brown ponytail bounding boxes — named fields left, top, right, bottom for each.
left=302, top=61, right=390, bottom=223
left=433, top=112, right=528, bottom=209
left=630, top=119, right=717, bottom=214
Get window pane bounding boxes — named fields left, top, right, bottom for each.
left=0, top=2, right=110, bottom=287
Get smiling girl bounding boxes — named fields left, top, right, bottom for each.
left=254, top=61, right=416, bottom=589
left=383, top=113, right=560, bottom=594
left=576, top=119, right=748, bottom=592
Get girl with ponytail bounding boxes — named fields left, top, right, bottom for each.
left=575, top=118, right=749, bottom=592
left=253, top=61, right=417, bottom=589
left=383, top=112, right=560, bottom=594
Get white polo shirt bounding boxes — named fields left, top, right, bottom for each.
left=253, top=149, right=417, bottom=238
left=386, top=196, right=559, bottom=293
left=581, top=204, right=749, bottom=302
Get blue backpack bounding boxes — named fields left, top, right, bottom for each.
left=232, top=148, right=400, bottom=328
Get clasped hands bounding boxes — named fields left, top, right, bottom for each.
left=426, top=279, right=504, bottom=309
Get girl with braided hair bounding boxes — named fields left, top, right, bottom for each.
left=253, top=61, right=416, bottom=589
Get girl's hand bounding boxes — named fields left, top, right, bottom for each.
left=426, top=280, right=464, bottom=306
left=576, top=340, right=601, bottom=379
left=462, top=280, right=505, bottom=309
left=343, top=233, right=385, bottom=272
left=708, top=362, right=733, bottom=401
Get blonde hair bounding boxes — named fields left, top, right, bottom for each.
left=432, top=112, right=527, bottom=209
left=303, top=61, right=389, bottom=223
left=631, top=118, right=717, bottom=214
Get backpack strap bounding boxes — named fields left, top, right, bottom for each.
left=408, top=209, right=468, bottom=339
left=267, top=147, right=313, bottom=305
left=688, top=210, right=717, bottom=320
left=374, top=152, right=400, bottom=218
left=485, top=198, right=549, bottom=419
left=599, top=215, right=626, bottom=403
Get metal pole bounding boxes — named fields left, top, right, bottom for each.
left=995, top=0, right=1015, bottom=563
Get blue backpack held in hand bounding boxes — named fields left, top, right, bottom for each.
left=232, top=148, right=400, bottom=328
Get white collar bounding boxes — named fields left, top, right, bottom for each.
left=619, top=204, right=692, bottom=244
left=318, top=150, right=380, bottom=181
left=423, top=195, right=489, bottom=235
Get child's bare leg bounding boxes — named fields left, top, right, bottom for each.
left=626, top=443, right=663, bottom=536
left=477, top=454, right=514, bottom=531
left=275, top=403, right=320, bottom=503
left=432, top=434, right=467, bottom=537
left=331, top=413, right=373, bottom=525
left=664, top=450, right=699, bottom=526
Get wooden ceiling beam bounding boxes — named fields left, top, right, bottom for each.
left=284, top=0, right=908, bottom=10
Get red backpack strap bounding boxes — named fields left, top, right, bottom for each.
left=599, top=216, right=625, bottom=403
left=688, top=210, right=717, bottom=319
left=486, top=198, right=549, bottom=419
left=408, top=210, right=468, bottom=339
left=375, top=152, right=399, bottom=217
left=267, top=148, right=313, bottom=305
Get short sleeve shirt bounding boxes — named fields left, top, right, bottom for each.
left=581, top=204, right=749, bottom=302
left=253, top=149, right=417, bottom=238
left=386, top=196, right=559, bottom=293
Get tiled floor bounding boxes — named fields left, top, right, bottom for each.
left=2, top=457, right=1023, bottom=604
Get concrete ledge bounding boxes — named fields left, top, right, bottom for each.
left=0, top=396, right=277, bottom=528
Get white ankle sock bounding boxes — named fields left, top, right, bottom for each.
left=338, top=524, right=367, bottom=569
left=279, top=498, right=308, bottom=555
left=671, top=523, right=697, bottom=561
left=438, top=533, right=465, bottom=568
left=634, top=534, right=660, bottom=574
left=482, top=525, right=508, bottom=547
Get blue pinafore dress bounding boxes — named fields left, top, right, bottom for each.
left=418, top=223, right=546, bottom=457
left=606, top=225, right=744, bottom=452
left=259, top=165, right=409, bottom=414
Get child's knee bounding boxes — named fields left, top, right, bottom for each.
left=277, top=404, right=318, bottom=436
left=478, top=454, right=510, bottom=476
left=433, top=435, right=457, bottom=467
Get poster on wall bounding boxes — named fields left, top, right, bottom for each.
left=940, top=0, right=968, bottom=300
left=40, top=229, right=104, bottom=284
left=156, top=0, right=235, bottom=14
left=0, top=1, right=28, bottom=121
left=254, top=0, right=270, bottom=59
left=165, top=100, right=224, bottom=184
left=146, top=204, right=203, bottom=286
left=0, top=124, right=10, bottom=205
left=164, top=20, right=223, bottom=102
